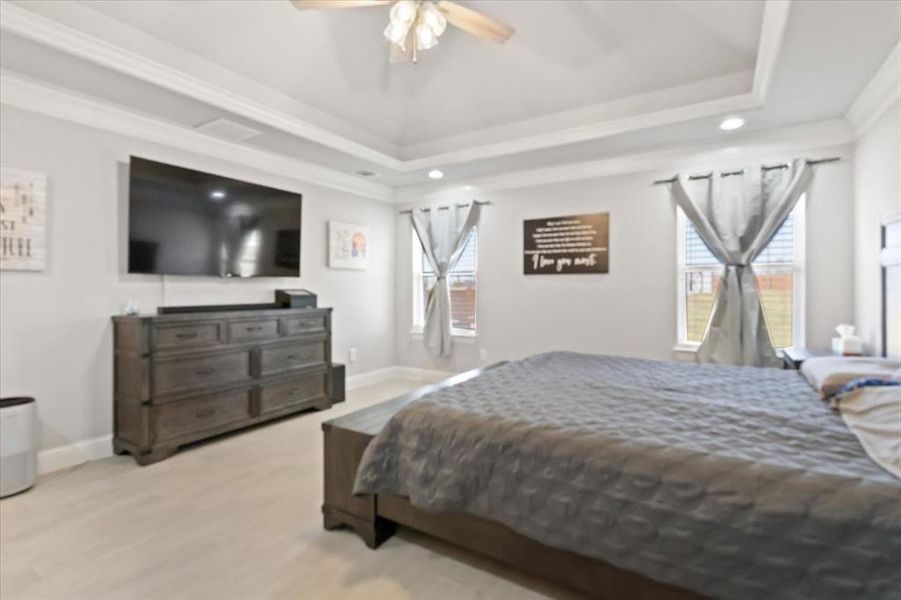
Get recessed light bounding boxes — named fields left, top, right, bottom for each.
left=210, top=190, right=226, bottom=199
left=464, top=185, right=473, bottom=191
left=428, top=169, right=444, bottom=180
left=719, top=117, right=745, bottom=131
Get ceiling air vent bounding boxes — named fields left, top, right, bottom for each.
left=195, top=118, right=262, bottom=142
left=355, top=170, right=379, bottom=177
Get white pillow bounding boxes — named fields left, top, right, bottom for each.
left=799, top=356, right=901, bottom=398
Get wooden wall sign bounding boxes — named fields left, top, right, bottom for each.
left=523, top=212, right=609, bottom=275
left=0, top=167, right=47, bottom=271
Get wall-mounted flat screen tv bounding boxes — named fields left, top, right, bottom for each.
left=128, top=157, right=302, bottom=277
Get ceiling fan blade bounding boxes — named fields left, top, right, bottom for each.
left=290, top=0, right=391, bottom=9
left=436, top=1, right=514, bottom=44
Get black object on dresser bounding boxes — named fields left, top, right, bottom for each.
left=112, top=306, right=333, bottom=465
left=275, top=288, right=317, bottom=309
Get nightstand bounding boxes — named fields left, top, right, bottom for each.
left=781, top=347, right=828, bottom=370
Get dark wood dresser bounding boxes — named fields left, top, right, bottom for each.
left=112, top=307, right=333, bottom=465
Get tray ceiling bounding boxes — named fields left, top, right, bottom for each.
left=0, top=0, right=899, bottom=196
left=70, top=0, right=763, bottom=147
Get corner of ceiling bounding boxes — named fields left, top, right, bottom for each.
left=750, top=0, right=792, bottom=104
left=845, top=41, right=901, bottom=139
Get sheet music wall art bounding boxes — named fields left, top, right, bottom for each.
left=0, top=167, right=47, bottom=271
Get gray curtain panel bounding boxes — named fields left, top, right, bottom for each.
left=672, top=159, right=813, bottom=367
left=411, top=203, right=481, bottom=357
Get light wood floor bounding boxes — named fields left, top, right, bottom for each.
left=0, top=378, right=583, bottom=600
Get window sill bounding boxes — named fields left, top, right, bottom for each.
left=672, top=344, right=799, bottom=358
left=410, top=329, right=478, bottom=344
left=673, top=343, right=700, bottom=353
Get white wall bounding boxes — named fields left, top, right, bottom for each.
left=0, top=105, right=396, bottom=453
left=853, top=100, right=901, bottom=355
left=396, top=144, right=856, bottom=372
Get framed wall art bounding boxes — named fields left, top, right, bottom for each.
left=328, top=220, right=370, bottom=270
left=1, top=167, right=47, bottom=271
left=523, top=212, right=609, bottom=275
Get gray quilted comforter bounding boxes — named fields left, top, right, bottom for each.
left=354, top=352, right=901, bottom=599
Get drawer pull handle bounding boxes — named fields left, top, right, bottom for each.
left=176, top=332, right=198, bottom=340
left=195, top=367, right=218, bottom=377
left=195, top=407, right=216, bottom=418
left=286, top=353, right=302, bottom=361
left=245, top=325, right=264, bottom=332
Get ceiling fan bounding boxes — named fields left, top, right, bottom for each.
left=290, top=0, right=515, bottom=63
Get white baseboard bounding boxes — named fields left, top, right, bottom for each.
left=38, top=434, right=112, bottom=475
left=389, top=366, right=456, bottom=382
left=35, top=366, right=453, bottom=475
left=346, top=365, right=454, bottom=390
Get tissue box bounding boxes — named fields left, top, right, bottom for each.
left=832, top=336, right=862, bottom=356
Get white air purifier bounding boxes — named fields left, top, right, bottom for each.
left=0, top=397, right=37, bottom=498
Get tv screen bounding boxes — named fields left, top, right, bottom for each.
left=128, top=157, right=302, bottom=277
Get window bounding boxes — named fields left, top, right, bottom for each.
left=677, top=198, right=805, bottom=349
left=412, top=228, right=477, bottom=335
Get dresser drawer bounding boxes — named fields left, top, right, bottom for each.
left=228, top=318, right=279, bottom=343
left=153, top=350, right=253, bottom=396
left=152, top=321, right=224, bottom=351
left=279, top=314, right=327, bottom=336
left=256, top=342, right=325, bottom=377
left=153, top=388, right=254, bottom=443
left=259, top=371, right=327, bottom=414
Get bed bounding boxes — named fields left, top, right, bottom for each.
left=321, top=220, right=901, bottom=599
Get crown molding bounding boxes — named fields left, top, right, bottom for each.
left=402, top=90, right=764, bottom=171
left=846, top=42, right=901, bottom=138
left=394, top=118, right=853, bottom=202
left=0, top=1, right=405, bottom=170
left=0, top=0, right=789, bottom=174
left=752, top=0, right=792, bottom=104
left=0, top=67, right=853, bottom=208
left=401, top=70, right=753, bottom=159
left=0, top=70, right=395, bottom=203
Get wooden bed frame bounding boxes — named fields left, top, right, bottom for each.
left=321, top=366, right=702, bottom=599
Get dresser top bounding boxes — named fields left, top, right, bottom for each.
left=113, top=306, right=332, bottom=323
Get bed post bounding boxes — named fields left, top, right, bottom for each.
left=321, top=421, right=397, bottom=548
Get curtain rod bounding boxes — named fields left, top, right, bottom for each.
left=397, top=200, right=493, bottom=215
left=651, top=157, right=841, bottom=186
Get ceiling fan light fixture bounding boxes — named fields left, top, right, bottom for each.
left=416, top=22, right=439, bottom=50
left=383, top=0, right=450, bottom=58
left=384, top=19, right=411, bottom=49
left=389, top=0, right=418, bottom=25
left=420, top=2, right=447, bottom=36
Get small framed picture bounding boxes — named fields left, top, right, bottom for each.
left=328, top=221, right=370, bottom=270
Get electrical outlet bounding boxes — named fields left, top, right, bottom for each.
left=348, top=347, right=358, bottom=364
left=479, top=348, right=488, bottom=361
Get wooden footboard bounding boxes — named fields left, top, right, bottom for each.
left=320, top=365, right=703, bottom=600
left=322, top=422, right=396, bottom=548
